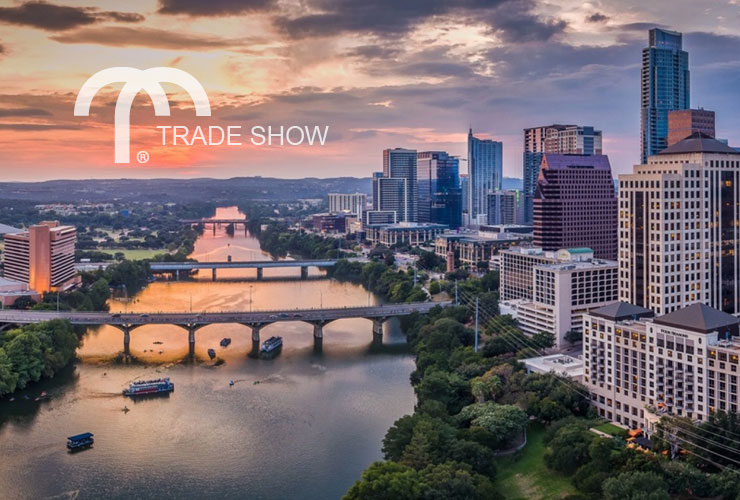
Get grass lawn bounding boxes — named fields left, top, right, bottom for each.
left=494, top=422, right=577, bottom=500
left=593, top=422, right=628, bottom=438
left=107, top=248, right=169, bottom=260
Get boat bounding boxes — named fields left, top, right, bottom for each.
left=229, top=380, right=235, bottom=386
left=67, top=432, right=94, bottom=450
left=122, top=377, right=174, bottom=397
left=261, top=336, right=283, bottom=354
left=208, top=349, right=217, bottom=359
left=220, top=338, right=232, bottom=347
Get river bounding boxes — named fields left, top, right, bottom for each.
left=0, top=207, right=416, bottom=500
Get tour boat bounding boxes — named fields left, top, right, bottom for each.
left=123, top=378, right=174, bottom=397
left=67, top=432, right=94, bottom=450
left=220, top=338, right=232, bottom=347
left=261, top=336, right=283, bottom=353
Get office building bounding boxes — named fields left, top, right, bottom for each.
left=460, top=173, right=469, bottom=216
left=487, top=190, right=524, bottom=225
left=523, top=125, right=602, bottom=223
left=618, top=132, right=740, bottom=315
left=667, top=108, right=715, bottom=146
left=374, top=177, right=407, bottom=223
left=501, top=257, right=618, bottom=348
left=584, top=302, right=740, bottom=429
left=641, top=28, right=690, bottom=163
left=435, top=232, right=523, bottom=267
left=417, top=151, right=462, bottom=228
left=533, top=154, right=617, bottom=260
left=328, top=193, right=367, bottom=220
left=371, top=171, right=383, bottom=210
left=3, top=221, right=77, bottom=293
left=382, top=148, right=417, bottom=222
left=365, top=222, right=447, bottom=247
left=311, top=213, right=348, bottom=233
left=364, top=210, right=397, bottom=225
left=467, top=129, right=503, bottom=224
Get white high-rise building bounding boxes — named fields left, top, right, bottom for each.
left=328, top=193, right=367, bottom=220
left=619, top=132, right=740, bottom=315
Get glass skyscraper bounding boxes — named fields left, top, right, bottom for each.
left=382, top=148, right=417, bottom=222
left=467, top=129, right=502, bottom=224
left=417, top=151, right=462, bottom=229
left=640, top=28, right=689, bottom=163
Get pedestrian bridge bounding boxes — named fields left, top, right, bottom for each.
left=0, top=302, right=449, bottom=356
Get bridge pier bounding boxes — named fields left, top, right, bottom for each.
left=188, top=325, right=196, bottom=357
left=212, top=223, right=216, bottom=235
left=212, top=268, right=217, bottom=281
left=175, top=269, right=180, bottom=281
left=371, top=317, right=387, bottom=338
left=123, top=326, right=131, bottom=355
left=251, top=325, right=262, bottom=343
left=257, top=268, right=263, bottom=280
left=301, top=266, right=308, bottom=279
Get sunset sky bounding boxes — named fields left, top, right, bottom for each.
left=1, top=0, right=740, bottom=181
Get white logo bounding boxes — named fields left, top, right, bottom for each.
left=74, top=67, right=211, bottom=163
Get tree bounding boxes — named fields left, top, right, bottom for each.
left=565, top=329, right=582, bottom=344
left=11, top=296, right=36, bottom=310
left=0, top=348, right=18, bottom=395
left=457, top=402, right=528, bottom=449
left=3, top=330, right=45, bottom=390
left=343, top=461, right=420, bottom=500
left=416, top=462, right=499, bottom=500
left=544, top=423, right=595, bottom=473
left=429, top=281, right=441, bottom=295
left=602, top=471, right=670, bottom=500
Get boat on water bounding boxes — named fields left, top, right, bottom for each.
left=261, top=336, right=283, bottom=354
left=208, top=348, right=217, bottom=359
left=122, top=378, right=174, bottom=397
left=67, top=432, right=94, bottom=450
left=220, top=338, right=232, bottom=347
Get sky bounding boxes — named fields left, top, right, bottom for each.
left=1, top=0, right=740, bottom=181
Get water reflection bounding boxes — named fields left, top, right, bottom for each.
left=0, top=207, right=416, bottom=500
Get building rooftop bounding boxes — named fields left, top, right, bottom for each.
left=653, top=303, right=740, bottom=334
left=541, top=154, right=612, bottom=170
left=521, top=354, right=584, bottom=379
left=0, top=223, right=22, bottom=235
left=658, top=132, right=739, bottom=155
left=590, top=301, right=654, bottom=322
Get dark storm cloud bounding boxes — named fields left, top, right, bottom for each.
left=344, top=45, right=402, bottom=60
left=587, top=13, right=609, bottom=23
left=0, top=123, right=80, bottom=131
left=0, top=2, right=144, bottom=31
left=50, top=26, right=242, bottom=50
left=158, top=0, right=276, bottom=16
left=0, top=108, right=52, bottom=117
left=485, top=6, right=567, bottom=42
left=272, top=0, right=521, bottom=39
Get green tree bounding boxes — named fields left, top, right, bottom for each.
left=0, top=348, right=18, bottom=395
left=602, top=471, right=670, bottom=500
left=343, top=461, right=420, bottom=500
left=4, top=330, right=45, bottom=390
left=457, top=402, right=528, bottom=449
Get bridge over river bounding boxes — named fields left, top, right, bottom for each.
left=0, top=302, right=449, bottom=356
left=149, top=259, right=352, bottom=280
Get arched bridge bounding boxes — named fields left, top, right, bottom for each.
left=0, top=302, right=450, bottom=356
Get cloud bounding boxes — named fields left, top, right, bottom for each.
left=0, top=107, right=52, bottom=117
left=343, top=44, right=401, bottom=60
left=157, top=0, right=276, bottom=16
left=0, top=2, right=144, bottom=31
left=587, top=13, right=609, bottom=23
left=50, top=26, right=243, bottom=50
left=482, top=0, right=567, bottom=42
left=0, top=123, right=80, bottom=131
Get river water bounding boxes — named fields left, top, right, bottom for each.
left=0, top=207, right=415, bottom=500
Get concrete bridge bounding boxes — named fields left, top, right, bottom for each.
left=180, top=218, right=249, bottom=235
left=0, top=302, right=449, bottom=356
left=149, top=259, right=342, bottom=280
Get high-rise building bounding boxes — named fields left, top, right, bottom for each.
left=533, top=154, right=617, bottom=259
left=460, top=173, right=469, bottom=216
left=467, top=129, right=503, bottom=224
left=667, top=108, right=715, bottom=146
left=371, top=171, right=383, bottom=210
left=487, top=190, right=524, bottom=225
left=523, top=125, right=602, bottom=223
left=375, top=177, right=408, bottom=223
left=3, top=221, right=76, bottom=293
left=417, top=151, right=462, bottom=228
left=619, top=132, right=740, bottom=315
left=328, top=193, right=367, bottom=220
left=382, top=148, right=417, bottom=222
left=640, top=28, right=690, bottom=163
left=584, top=301, right=740, bottom=428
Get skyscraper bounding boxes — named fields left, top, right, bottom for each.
left=417, top=151, right=462, bottom=228
left=533, top=154, right=617, bottom=259
left=522, top=124, right=602, bottom=224
left=667, top=108, right=714, bottom=146
left=382, top=148, right=417, bottom=222
left=640, top=28, right=690, bottom=163
left=328, top=193, right=367, bottom=220
left=375, top=177, right=408, bottom=223
left=487, top=190, right=524, bottom=225
left=3, top=221, right=76, bottom=293
left=619, top=132, right=740, bottom=315
left=467, top=129, right=502, bottom=224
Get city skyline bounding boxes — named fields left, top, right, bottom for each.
left=2, top=1, right=740, bottom=180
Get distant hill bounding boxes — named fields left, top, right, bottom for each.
left=0, top=177, right=372, bottom=204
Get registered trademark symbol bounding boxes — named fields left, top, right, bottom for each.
left=137, top=151, right=150, bottom=164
